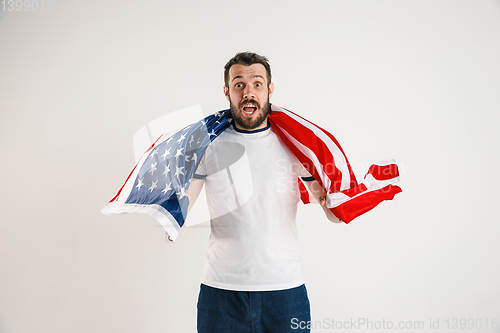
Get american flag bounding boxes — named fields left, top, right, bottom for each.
left=102, top=104, right=402, bottom=241
left=268, top=105, right=402, bottom=223
left=102, top=109, right=233, bottom=241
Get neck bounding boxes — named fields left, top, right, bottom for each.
left=233, top=118, right=269, bottom=131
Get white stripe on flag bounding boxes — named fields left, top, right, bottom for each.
left=275, top=125, right=332, bottom=192
left=271, top=105, right=352, bottom=191
left=326, top=173, right=401, bottom=208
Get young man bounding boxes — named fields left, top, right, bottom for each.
left=187, top=52, right=340, bottom=333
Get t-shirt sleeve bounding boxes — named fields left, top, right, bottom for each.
left=193, top=152, right=207, bottom=179
left=298, top=164, right=315, bottom=182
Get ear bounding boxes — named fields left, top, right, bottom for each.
left=223, top=85, right=230, bottom=101
left=268, top=82, right=275, bottom=99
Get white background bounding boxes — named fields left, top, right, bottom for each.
left=1, top=0, right=500, bottom=332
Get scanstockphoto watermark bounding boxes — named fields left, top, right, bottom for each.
left=275, top=159, right=405, bottom=179
left=1, top=0, right=54, bottom=12
left=290, top=317, right=500, bottom=330
left=291, top=317, right=425, bottom=330
left=274, top=159, right=404, bottom=195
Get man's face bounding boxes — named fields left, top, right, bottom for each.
left=224, top=63, right=275, bottom=131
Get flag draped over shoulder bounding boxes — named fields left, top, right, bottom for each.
left=101, top=110, right=232, bottom=242
left=101, top=104, right=402, bottom=242
left=268, top=105, right=402, bottom=223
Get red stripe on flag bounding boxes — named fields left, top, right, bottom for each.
left=269, top=113, right=337, bottom=190
left=366, top=163, right=400, bottom=181
left=340, top=183, right=368, bottom=198
left=273, top=107, right=357, bottom=187
left=331, top=185, right=402, bottom=223
left=298, top=179, right=311, bottom=204
left=271, top=122, right=329, bottom=191
left=269, top=108, right=357, bottom=193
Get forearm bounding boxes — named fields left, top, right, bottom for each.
left=304, top=180, right=342, bottom=223
left=186, top=178, right=205, bottom=214
left=319, top=199, right=342, bottom=223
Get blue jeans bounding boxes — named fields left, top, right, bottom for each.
left=197, top=284, right=311, bottom=333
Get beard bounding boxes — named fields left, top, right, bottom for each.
left=229, top=97, right=271, bottom=130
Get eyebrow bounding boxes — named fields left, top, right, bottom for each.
left=231, top=75, right=265, bottom=82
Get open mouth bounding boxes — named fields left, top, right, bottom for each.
left=242, top=103, right=257, bottom=117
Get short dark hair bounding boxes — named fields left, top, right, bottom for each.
left=224, top=52, right=272, bottom=87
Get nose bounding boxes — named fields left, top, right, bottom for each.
left=243, top=85, right=256, bottom=99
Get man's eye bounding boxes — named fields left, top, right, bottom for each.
left=235, top=83, right=243, bottom=88
left=255, top=83, right=262, bottom=87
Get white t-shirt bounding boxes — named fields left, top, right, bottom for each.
left=195, top=123, right=311, bottom=291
